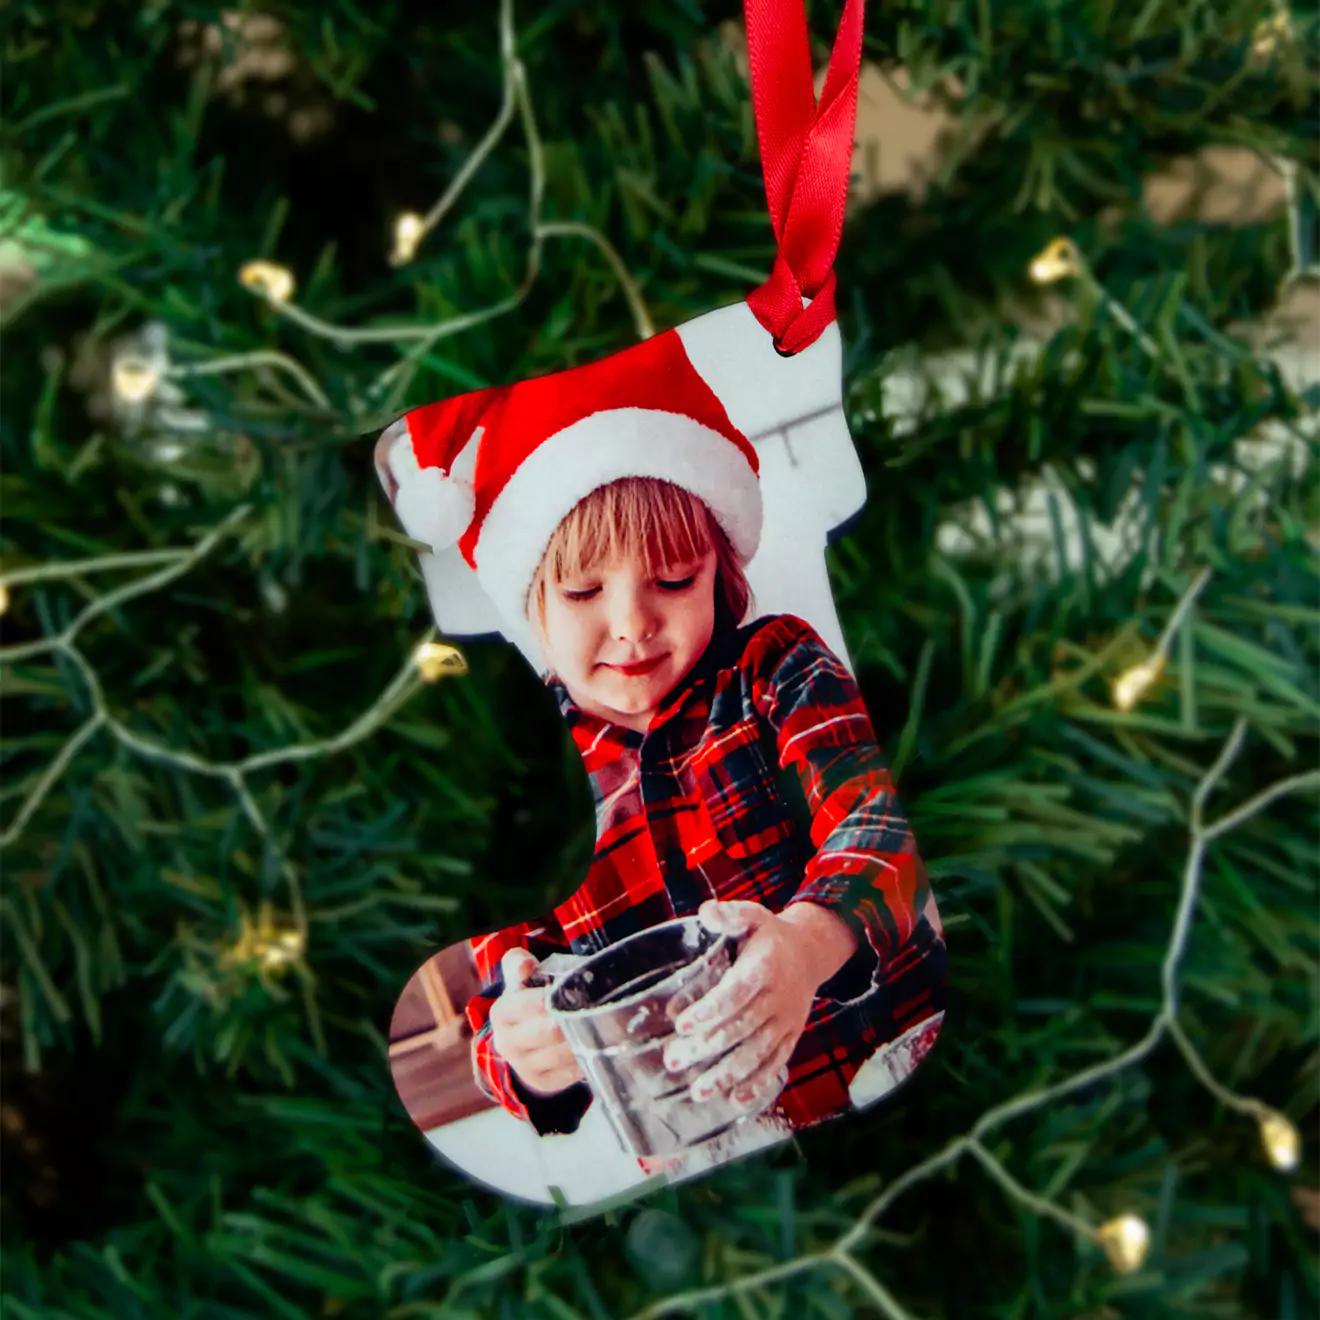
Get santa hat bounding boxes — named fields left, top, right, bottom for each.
left=374, top=329, right=763, bottom=625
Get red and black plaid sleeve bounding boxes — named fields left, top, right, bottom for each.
left=725, top=617, right=943, bottom=1123
left=746, top=617, right=938, bottom=998
left=465, top=915, right=594, bottom=1134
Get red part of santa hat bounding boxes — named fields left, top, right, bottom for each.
left=375, top=329, right=763, bottom=624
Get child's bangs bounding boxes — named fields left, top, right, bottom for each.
left=546, top=478, right=714, bottom=583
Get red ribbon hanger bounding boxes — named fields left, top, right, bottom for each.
left=743, top=0, right=865, bottom=355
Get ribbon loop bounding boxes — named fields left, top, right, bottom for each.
left=744, top=0, right=864, bottom=353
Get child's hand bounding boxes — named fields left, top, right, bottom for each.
left=662, top=899, right=857, bottom=1106
left=488, top=949, right=586, bottom=1097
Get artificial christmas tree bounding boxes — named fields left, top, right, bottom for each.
left=2, top=0, right=1316, bottom=1315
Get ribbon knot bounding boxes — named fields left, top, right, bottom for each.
left=743, top=0, right=864, bottom=355
left=747, top=256, right=839, bottom=358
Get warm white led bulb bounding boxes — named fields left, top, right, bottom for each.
left=413, top=640, right=468, bottom=682
left=1029, top=237, right=1082, bottom=285
left=1111, top=655, right=1164, bottom=712
left=239, top=259, right=296, bottom=304
left=1261, top=1110, right=1301, bottom=1173
left=112, top=353, right=164, bottom=404
left=391, top=211, right=425, bottom=266
left=1252, top=11, right=1292, bottom=59
left=1097, top=1214, right=1150, bottom=1274
left=260, top=928, right=306, bottom=973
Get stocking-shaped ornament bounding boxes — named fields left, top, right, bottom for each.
left=380, top=0, right=946, bottom=1210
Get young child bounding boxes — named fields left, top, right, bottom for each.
left=375, top=329, right=946, bottom=1145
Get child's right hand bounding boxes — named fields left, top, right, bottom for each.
left=488, top=948, right=586, bottom=1097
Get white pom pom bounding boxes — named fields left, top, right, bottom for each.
left=382, top=423, right=476, bottom=553
left=395, top=468, right=476, bottom=553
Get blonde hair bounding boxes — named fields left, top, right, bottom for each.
left=528, top=477, right=751, bottom=629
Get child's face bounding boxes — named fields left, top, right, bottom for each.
left=536, top=548, right=719, bottom=732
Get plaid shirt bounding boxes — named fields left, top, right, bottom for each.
left=466, top=614, right=946, bottom=1136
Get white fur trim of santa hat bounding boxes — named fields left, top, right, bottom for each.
left=472, top=406, right=763, bottom=625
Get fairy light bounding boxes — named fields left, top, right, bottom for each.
left=1029, top=237, right=1082, bottom=285
left=111, top=352, right=164, bottom=403
left=239, top=259, right=296, bottom=304
left=1251, top=10, right=1292, bottom=60
left=1029, top=234, right=1162, bottom=359
left=1111, top=654, right=1165, bottom=712
left=390, top=211, right=425, bottom=266
left=219, top=905, right=305, bottom=976
left=413, top=639, right=468, bottom=682
left=1111, top=568, right=1211, bottom=712
left=1260, top=1109, right=1301, bottom=1172
left=0, top=584, right=8, bottom=617
left=148, top=440, right=188, bottom=463
left=259, top=928, right=305, bottom=972
left=1096, top=1214, right=1150, bottom=1274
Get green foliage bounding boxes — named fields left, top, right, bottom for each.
left=1, top=1, right=1317, bottom=1318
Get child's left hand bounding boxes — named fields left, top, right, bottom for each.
left=662, top=899, right=857, bottom=1107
